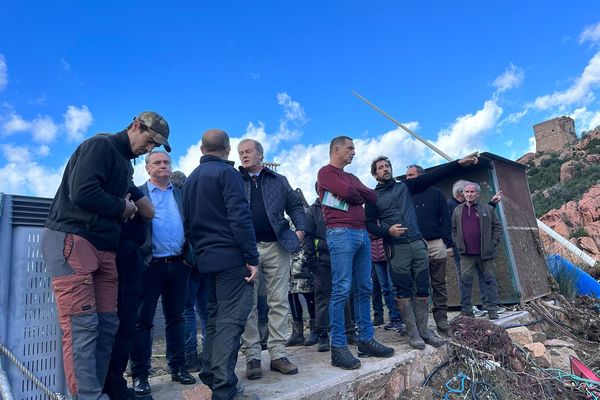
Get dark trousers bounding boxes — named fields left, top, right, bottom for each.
left=131, top=260, right=191, bottom=378
left=371, top=267, right=384, bottom=320
left=289, top=292, right=316, bottom=321
left=104, top=240, right=145, bottom=399
left=459, top=255, right=499, bottom=312
left=184, top=268, right=208, bottom=358
left=312, top=263, right=354, bottom=336
left=429, top=257, right=448, bottom=322
left=198, top=266, right=254, bottom=400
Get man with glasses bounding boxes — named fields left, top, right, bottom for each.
left=42, top=112, right=170, bottom=400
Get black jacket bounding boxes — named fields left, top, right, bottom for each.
left=303, top=199, right=330, bottom=269
left=411, top=186, right=454, bottom=248
left=183, top=155, right=259, bottom=273
left=46, top=131, right=134, bottom=251
left=239, top=166, right=307, bottom=252
left=366, top=160, right=461, bottom=245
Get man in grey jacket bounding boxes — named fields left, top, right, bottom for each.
left=451, top=182, right=503, bottom=320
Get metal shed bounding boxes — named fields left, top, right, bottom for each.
left=400, top=152, right=551, bottom=306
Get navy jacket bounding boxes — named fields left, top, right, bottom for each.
left=303, top=199, right=330, bottom=269
left=183, top=155, right=259, bottom=273
left=239, top=166, right=307, bottom=253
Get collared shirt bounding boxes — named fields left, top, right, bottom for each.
left=147, top=181, right=185, bottom=257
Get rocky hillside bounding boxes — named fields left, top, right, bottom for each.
left=518, top=127, right=600, bottom=268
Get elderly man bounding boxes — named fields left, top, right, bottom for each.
left=130, top=151, right=196, bottom=397
left=405, top=164, right=454, bottom=334
left=183, top=129, right=259, bottom=400
left=366, top=154, right=477, bottom=349
left=237, top=138, right=307, bottom=379
left=317, top=136, right=394, bottom=370
left=42, top=111, right=169, bottom=400
left=451, top=182, right=503, bottom=320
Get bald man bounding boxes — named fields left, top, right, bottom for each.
left=183, top=129, right=259, bottom=400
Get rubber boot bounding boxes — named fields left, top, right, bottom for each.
left=395, top=297, right=425, bottom=350
left=413, top=297, right=445, bottom=347
left=285, top=321, right=304, bottom=347
left=304, top=319, right=319, bottom=346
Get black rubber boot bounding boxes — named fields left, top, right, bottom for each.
left=304, top=319, right=319, bottom=346
left=395, top=297, right=425, bottom=350
left=285, top=321, right=305, bottom=347
left=414, top=297, right=445, bottom=347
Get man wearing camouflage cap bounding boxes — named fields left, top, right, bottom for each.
left=42, top=111, right=170, bottom=400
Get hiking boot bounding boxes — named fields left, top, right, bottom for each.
left=373, top=315, right=384, bottom=326
left=488, top=310, right=499, bottom=320
left=246, top=359, right=262, bottom=380
left=473, top=306, right=486, bottom=317
left=286, top=321, right=304, bottom=347
left=396, top=297, right=425, bottom=349
left=384, top=320, right=406, bottom=334
left=460, top=309, right=475, bottom=317
left=317, top=333, right=330, bottom=352
left=413, top=297, right=445, bottom=348
left=357, top=339, right=394, bottom=358
left=331, top=346, right=361, bottom=370
left=184, top=353, right=201, bottom=373
left=270, top=357, right=298, bottom=375
left=304, top=320, right=319, bottom=346
left=346, top=331, right=358, bottom=345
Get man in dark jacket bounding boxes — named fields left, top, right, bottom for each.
left=130, top=151, right=197, bottom=397
left=183, top=129, right=258, bottom=400
left=237, top=138, right=307, bottom=379
left=452, top=182, right=503, bottom=320
left=41, top=111, right=170, bottom=400
left=405, top=165, right=454, bottom=334
left=366, top=154, right=477, bottom=350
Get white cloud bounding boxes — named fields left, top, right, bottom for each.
left=432, top=99, right=503, bottom=160
left=527, top=136, right=536, bottom=154
left=504, top=139, right=513, bottom=147
left=569, top=106, right=600, bottom=132
left=579, top=22, right=600, bottom=45
left=2, top=112, right=31, bottom=134
left=60, top=58, right=71, bottom=72
left=532, top=51, right=600, bottom=110
left=0, top=55, right=7, bottom=91
left=63, top=105, right=93, bottom=142
left=37, top=145, right=50, bottom=157
left=31, top=116, right=59, bottom=143
left=0, top=144, right=66, bottom=197
left=492, top=64, right=524, bottom=93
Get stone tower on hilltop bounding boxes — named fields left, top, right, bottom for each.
left=533, top=116, right=577, bottom=153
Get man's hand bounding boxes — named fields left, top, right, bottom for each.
left=491, top=191, right=503, bottom=204
left=245, top=264, right=258, bottom=283
left=457, top=152, right=479, bottom=167
left=121, top=193, right=138, bottom=221
left=446, top=247, right=454, bottom=257
left=388, top=224, right=408, bottom=237
left=295, top=230, right=305, bottom=243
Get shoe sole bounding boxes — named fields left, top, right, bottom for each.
left=357, top=351, right=394, bottom=358
left=331, top=360, right=361, bottom=369
left=246, top=372, right=263, bottom=380
left=270, top=366, right=298, bottom=375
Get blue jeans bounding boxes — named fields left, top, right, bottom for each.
left=372, top=261, right=401, bottom=321
left=184, top=268, right=208, bottom=357
left=326, top=228, right=374, bottom=347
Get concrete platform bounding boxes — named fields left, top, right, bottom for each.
left=143, top=311, right=528, bottom=400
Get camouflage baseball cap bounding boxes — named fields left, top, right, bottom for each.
left=134, top=111, right=171, bottom=152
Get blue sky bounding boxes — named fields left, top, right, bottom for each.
left=2, top=1, right=600, bottom=200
